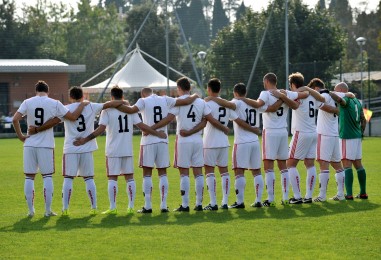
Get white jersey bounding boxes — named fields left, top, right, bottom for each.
left=63, top=102, right=104, bottom=154
left=259, top=90, right=298, bottom=129
left=232, top=99, right=260, bottom=144
left=170, top=95, right=211, bottom=143
left=17, top=95, right=69, bottom=148
left=316, top=91, right=345, bottom=136
left=203, top=98, right=238, bottom=148
left=135, top=94, right=176, bottom=145
left=99, top=108, right=141, bottom=157
left=291, top=94, right=322, bottom=134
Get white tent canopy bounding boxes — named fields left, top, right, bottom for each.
left=83, top=48, right=177, bottom=94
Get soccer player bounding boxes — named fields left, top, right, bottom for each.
left=281, top=73, right=325, bottom=204
left=118, top=87, right=198, bottom=213
left=239, top=73, right=308, bottom=206
left=73, top=86, right=167, bottom=215
left=308, top=79, right=351, bottom=202
left=330, top=82, right=367, bottom=200
left=12, top=80, right=88, bottom=217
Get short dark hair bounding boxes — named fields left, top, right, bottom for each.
left=111, top=86, right=123, bottom=100
left=263, top=73, right=277, bottom=85
left=233, top=83, right=246, bottom=97
left=69, top=86, right=83, bottom=100
left=208, top=78, right=221, bottom=93
left=288, top=72, right=304, bottom=88
left=307, top=78, right=325, bottom=89
left=176, top=77, right=191, bottom=91
left=35, top=80, right=49, bottom=93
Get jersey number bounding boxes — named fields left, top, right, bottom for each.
left=245, top=108, right=257, bottom=126
left=309, top=101, right=315, bottom=118
left=187, top=105, right=196, bottom=122
left=77, top=114, right=86, bottom=132
left=34, top=108, right=44, bottom=126
left=218, top=107, right=226, bottom=125
left=153, top=106, right=162, bottom=123
left=118, top=115, right=130, bottom=133
left=276, top=107, right=283, bottom=117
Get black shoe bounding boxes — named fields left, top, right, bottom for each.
left=203, top=204, right=218, bottom=211
left=161, top=207, right=170, bottom=213
left=345, top=195, right=354, bottom=200
left=355, top=194, right=368, bottom=199
left=173, top=205, right=190, bottom=212
left=137, top=207, right=152, bottom=213
left=303, top=198, right=312, bottom=204
left=194, top=205, right=203, bottom=211
left=251, top=202, right=262, bottom=208
left=262, top=200, right=276, bottom=207
left=289, top=197, right=303, bottom=204
left=229, top=202, right=245, bottom=209
left=220, top=204, right=228, bottom=209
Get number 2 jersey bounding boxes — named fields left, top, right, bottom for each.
left=62, top=102, right=104, bottom=154
left=17, top=95, right=69, bottom=148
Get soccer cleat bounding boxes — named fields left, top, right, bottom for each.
left=44, top=211, right=57, bottom=217
left=89, top=209, right=98, bottom=215
left=345, top=195, right=354, bottom=200
left=27, top=212, right=35, bottom=218
left=137, top=207, right=152, bottom=214
left=330, top=195, right=345, bottom=201
left=173, top=205, right=190, bottom=212
left=251, top=202, right=262, bottom=208
left=281, top=200, right=289, bottom=206
left=262, top=200, right=276, bottom=207
left=161, top=208, right=170, bottom=213
left=303, top=198, right=312, bottom=204
left=220, top=204, right=229, bottom=210
left=203, top=204, right=218, bottom=211
left=101, top=209, right=118, bottom=215
left=194, top=205, right=203, bottom=211
left=127, top=208, right=134, bottom=214
left=61, top=209, right=70, bottom=216
left=313, top=196, right=326, bottom=202
left=355, top=194, right=368, bottom=199
left=289, top=197, right=303, bottom=204
left=229, top=202, right=245, bottom=209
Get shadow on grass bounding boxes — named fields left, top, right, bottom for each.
left=1, top=200, right=378, bottom=232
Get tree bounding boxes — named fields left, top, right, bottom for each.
left=235, top=1, right=247, bottom=21
left=224, top=0, right=239, bottom=20
left=328, top=0, right=352, bottom=29
left=212, top=0, right=229, bottom=38
left=187, top=0, right=210, bottom=46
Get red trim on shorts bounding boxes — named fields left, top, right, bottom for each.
left=53, top=149, right=55, bottom=173
left=106, top=157, right=109, bottom=177
left=233, top=144, right=237, bottom=169
left=139, top=145, right=143, bottom=167
left=317, top=134, right=321, bottom=161
left=342, top=139, right=347, bottom=160
left=62, top=154, right=66, bottom=176
left=262, top=129, right=266, bottom=160
left=174, top=135, right=178, bottom=168
left=290, top=131, right=299, bottom=159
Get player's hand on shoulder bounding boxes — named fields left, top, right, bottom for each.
left=123, top=100, right=130, bottom=105
left=81, top=100, right=90, bottom=106
left=204, top=96, right=212, bottom=102
left=279, top=89, right=287, bottom=95
left=269, top=89, right=282, bottom=98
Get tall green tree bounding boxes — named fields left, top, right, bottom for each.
left=212, top=0, right=229, bottom=38
left=224, top=0, right=239, bottom=20
left=187, top=0, right=210, bottom=46
left=235, top=1, right=247, bottom=21
left=328, top=0, right=352, bottom=29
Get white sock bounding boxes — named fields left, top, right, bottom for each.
left=281, top=170, right=290, bottom=201
left=318, top=170, right=330, bottom=198
left=143, top=176, right=152, bottom=209
left=108, top=180, right=118, bottom=210
left=254, top=174, right=264, bottom=203
left=288, top=167, right=301, bottom=199
left=24, top=178, right=35, bottom=214
left=126, top=179, right=136, bottom=209
left=235, top=175, right=246, bottom=204
left=305, top=166, right=317, bottom=199
left=62, top=177, right=73, bottom=210
left=335, top=170, right=345, bottom=197
left=85, top=177, right=97, bottom=209
left=195, top=174, right=204, bottom=206
left=265, top=170, right=275, bottom=202
left=43, top=175, right=54, bottom=213
left=159, top=174, right=169, bottom=209
left=206, top=173, right=217, bottom=206
left=180, top=175, right=190, bottom=207
left=221, top=173, right=230, bottom=205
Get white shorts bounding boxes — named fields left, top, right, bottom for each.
left=139, top=143, right=170, bottom=168
left=23, top=147, right=55, bottom=174
left=174, top=139, right=204, bottom=168
left=204, top=147, right=229, bottom=167
left=262, top=129, right=288, bottom=160
left=106, top=156, right=134, bottom=176
left=288, top=131, right=317, bottom=160
left=232, top=142, right=261, bottom=170
left=63, top=152, right=94, bottom=177
left=340, top=138, right=362, bottom=161
left=316, top=134, right=341, bottom=162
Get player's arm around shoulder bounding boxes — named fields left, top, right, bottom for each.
left=329, top=91, right=346, bottom=106
left=270, top=89, right=300, bottom=110
left=204, top=96, right=236, bottom=110
left=298, top=86, right=325, bottom=103
left=174, top=93, right=199, bottom=106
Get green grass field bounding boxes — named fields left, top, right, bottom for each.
left=0, top=135, right=380, bottom=259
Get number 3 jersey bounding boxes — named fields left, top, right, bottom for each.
left=17, top=95, right=69, bottom=148
left=135, top=94, right=176, bottom=145
left=62, top=102, right=104, bottom=154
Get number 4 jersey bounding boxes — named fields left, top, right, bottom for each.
left=62, top=102, right=104, bottom=154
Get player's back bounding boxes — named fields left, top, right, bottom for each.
left=232, top=99, right=259, bottom=143
left=316, top=92, right=339, bottom=136
left=338, top=97, right=362, bottom=139
left=291, top=95, right=320, bottom=134
left=63, top=102, right=103, bottom=153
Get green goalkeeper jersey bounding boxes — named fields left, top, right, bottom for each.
left=338, top=97, right=362, bottom=139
